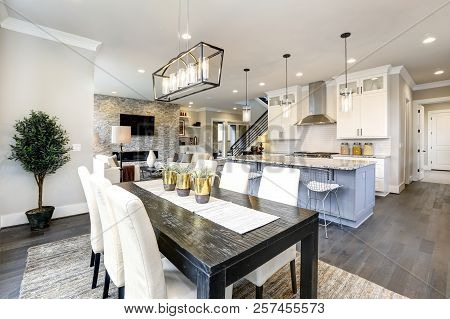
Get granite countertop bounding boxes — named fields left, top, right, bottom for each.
left=331, top=154, right=391, bottom=159
left=228, top=155, right=375, bottom=171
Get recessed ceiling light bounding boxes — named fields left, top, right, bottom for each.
left=233, top=107, right=237, bottom=110
left=181, top=33, right=191, bottom=40
left=188, top=105, right=192, bottom=108
left=434, top=70, right=444, bottom=75
left=137, top=69, right=145, bottom=73
left=189, top=101, right=194, bottom=105
left=371, top=77, right=378, bottom=81
left=422, top=36, right=436, bottom=44
left=347, top=58, right=356, bottom=64
left=111, top=91, right=117, bottom=94
left=296, top=72, right=303, bottom=77
left=232, top=89, right=238, bottom=93
left=259, top=82, right=265, bottom=86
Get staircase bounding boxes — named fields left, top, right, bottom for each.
left=228, top=110, right=268, bottom=156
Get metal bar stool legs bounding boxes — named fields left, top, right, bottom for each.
left=301, top=168, right=343, bottom=239
left=333, top=189, right=343, bottom=229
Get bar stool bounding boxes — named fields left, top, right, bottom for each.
left=300, top=168, right=343, bottom=239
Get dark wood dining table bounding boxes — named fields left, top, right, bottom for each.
left=119, top=181, right=319, bottom=299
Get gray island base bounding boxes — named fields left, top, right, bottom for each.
left=228, top=155, right=376, bottom=228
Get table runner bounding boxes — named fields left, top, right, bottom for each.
left=134, top=180, right=279, bottom=234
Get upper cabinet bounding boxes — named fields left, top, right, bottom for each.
left=336, top=67, right=389, bottom=139
left=266, top=86, right=301, bottom=140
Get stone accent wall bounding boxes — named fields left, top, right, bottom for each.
left=93, top=94, right=179, bottom=160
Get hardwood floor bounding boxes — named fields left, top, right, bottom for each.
left=0, top=181, right=448, bottom=299
left=320, top=181, right=449, bottom=299
left=0, top=214, right=90, bottom=298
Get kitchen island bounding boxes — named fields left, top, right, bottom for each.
left=227, top=155, right=376, bottom=228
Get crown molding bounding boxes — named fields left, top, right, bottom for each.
left=334, top=65, right=392, bottom=83
left=390, top=65, right=416, bottom=89
left=413, top=80, right=450, bottom=91
left=413, top=96, right=450, bottom=104
left=0, top=17, right=101, bottom=52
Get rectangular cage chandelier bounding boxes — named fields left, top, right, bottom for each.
left=152, top=42, right=224, bottom=102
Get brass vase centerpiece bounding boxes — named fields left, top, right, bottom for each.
left=191, top=168, right=218, bottom=204
left=162, top=163, right=177, bottom=191
left=176, top=165, right=192, bottom=197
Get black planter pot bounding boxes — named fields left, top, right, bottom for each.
left=25, top=206, right=54, bottom=231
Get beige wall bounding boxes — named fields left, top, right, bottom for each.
left=0, top=29, right=95, bottom=227
left=0, top=3, right=7, bottom=21
left=179, top=108, right=244, bottom=153
left=388, top=74, right=413, bottom=192
left=204, top=110, right=243, bottom=153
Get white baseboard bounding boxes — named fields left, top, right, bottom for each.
left=389, top=183, right=405, bottom=194
left=0, top=202, right=88, bottom=229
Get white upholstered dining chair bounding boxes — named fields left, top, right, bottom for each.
left=245, top=166, right=300, bottom=298
left=77, top=166, right=104, bottom=289
left=219, top=162, right=251, bottom=194
left=90, top=175, right=125, bottom=299
left=106, top=185, right=197, bottom=299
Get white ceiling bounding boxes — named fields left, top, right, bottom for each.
left=3, top=0, right=450, bottom=111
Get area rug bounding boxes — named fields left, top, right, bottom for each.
left=19, top=235, right=406, bottom=299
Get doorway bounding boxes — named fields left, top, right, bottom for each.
left=428, top=110, right=450, bottom=171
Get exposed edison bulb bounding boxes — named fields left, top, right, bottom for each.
left=198, top=57, right=209, bottom=81
left=169, top=73, right=177, bottom=92
left=242, top=106, right=251, bottom=122
left=187, top=63, right=197, bottom=85
left=281, top=94, right=291, bottom=118
left=282, top=104, right=290, bottom=118
left=177, top=68, right=187, bottom=89
left=340, top=88, right=353, bottom=113
left=162, top=77, right=170, bottom=95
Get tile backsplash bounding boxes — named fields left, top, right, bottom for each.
left=268, top=124, right=391, bottom=156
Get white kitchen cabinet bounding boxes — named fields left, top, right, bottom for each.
left=336, top=71, right=389, bottom=139
left=360, top=91, right=388, bottom=137
left=332, top=155, right=390, bottom=196
left=267, top=86, right=301, bottom=140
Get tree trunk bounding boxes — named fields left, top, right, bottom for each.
left=37, top=175, right=44, bottom=210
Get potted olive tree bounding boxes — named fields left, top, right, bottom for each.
left=9, top=111, right=71, bottom=230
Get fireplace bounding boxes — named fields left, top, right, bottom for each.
left=112, top=151, right=158, bottom=162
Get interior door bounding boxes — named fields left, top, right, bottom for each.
left=417, top=105, right=425, bottom=179
left=430, top=111, right=450, bottom=170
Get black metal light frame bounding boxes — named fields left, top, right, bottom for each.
left=152, top=41, right=224, bottom=102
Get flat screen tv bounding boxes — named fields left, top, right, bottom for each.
left=120, top=114, right=155, bottom=136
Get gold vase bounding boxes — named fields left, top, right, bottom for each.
left=162, top=171, right=177, bottom=191
left=176, top=173, right=191, bottom=197
left=193, top=176, right=213, bottom=204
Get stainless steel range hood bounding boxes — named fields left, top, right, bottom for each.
left=297, top=81, right=336, bottom=126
